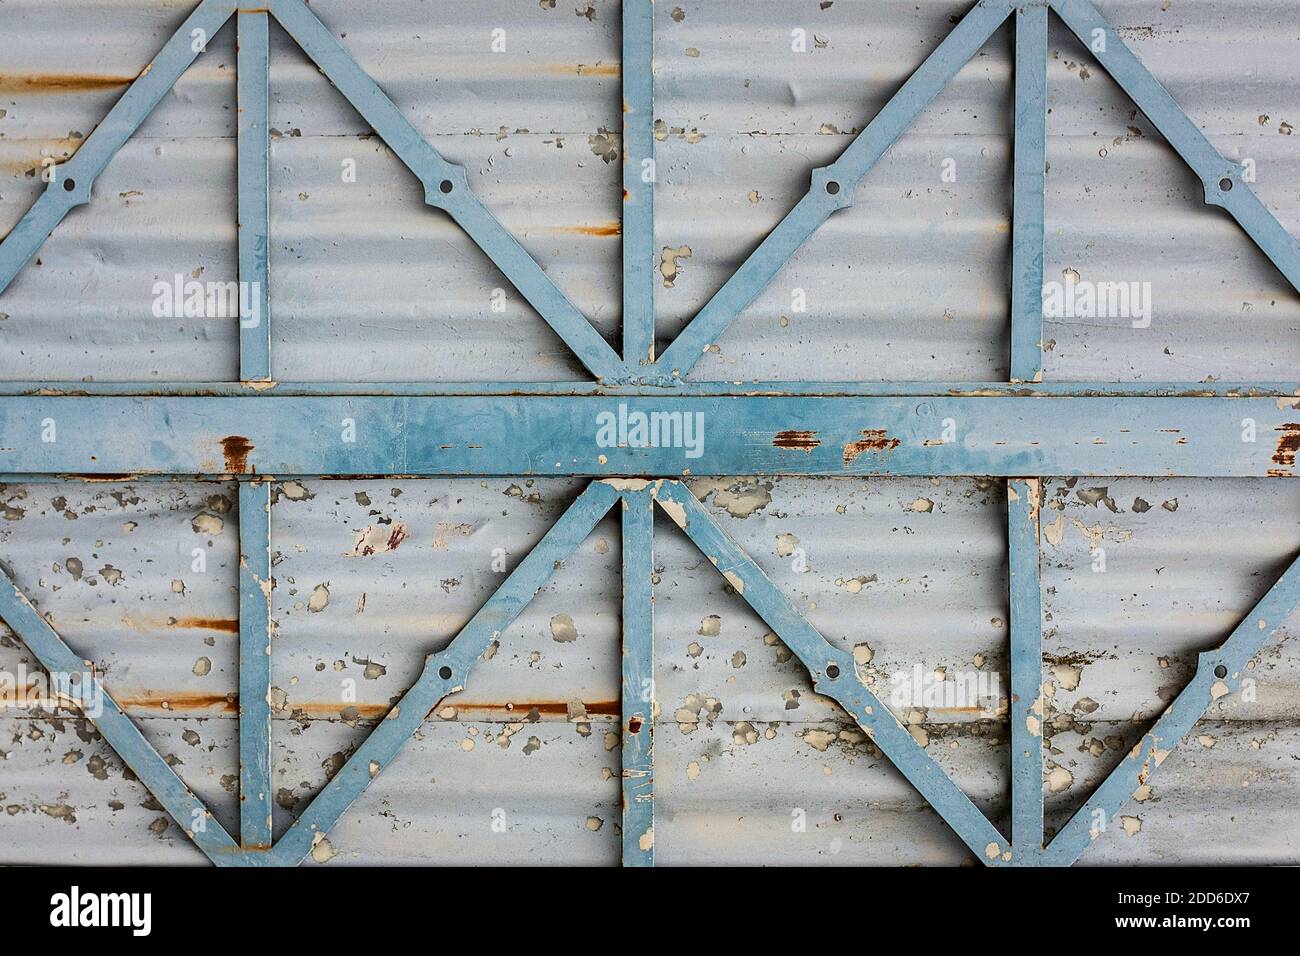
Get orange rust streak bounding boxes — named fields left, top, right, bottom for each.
left=772, top=429, right=821, bottom=452
left=0, top=73, right=136, bottom=93
left=528, top=62, right=620, bottom=77
left=220, top=435, right=254, bottom=473
left=124, top=693, right=237, bottom=713
left=842, top=429, right=901, bottom=465
left=40, top=695, right=621, bottom=720
left=1272, top=423, right=1299, bottom=471
left=554, top=222, right=621, bottom=237
left=169, top=617, right=239, bottom=634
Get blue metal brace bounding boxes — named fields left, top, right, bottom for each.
left=264, top=0, right=624, bottom=381
left=650, top=481, right=1299, bottom=865
left=262, top=480, right=620, bottom=866
left=1007, top=478, right=1045, bottom=862
left=1010, top=4, right=1048, bottom=384
left=1042, top=550, right=1300, bottom=864
left=1049, top=0, right=1300, bottom=292
left=0, top=476, right=1294, bottom=865
left=237, top=10, right=272, bottom=382
left=237, top=480, right=274, bottom=850
left=0, top=0, right=625, bottom=382
left=620, top=485, right=655, bottom=865
left=0, top=563, right=247, bottom=865
left=652, top=480, right=1012, bottom=863
left=622, top=0, right=656, bottom=369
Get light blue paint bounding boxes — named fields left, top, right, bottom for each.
left=0, top=0, right=1294, bottom=869
left=621, top=0, right=656, bottom=370
left=265, top=0, right=624, bottom=382
left=620, top=487, right=655, bottom=866
left=1007, top=478, right=1044, bottom=863
left=237, top=480, right=273, bottom=850
left=0, top=395, right=1294, bottom=478
left=237, top=11, right=272, bottom=383
left=1010, top=4, right=1048, bottom=384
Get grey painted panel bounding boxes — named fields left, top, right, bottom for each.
left=2, top=0, right=1296, bottom=383
left=0, top=0, right=1296, bottom=866
left=2, top=475, right=1295, bottom=863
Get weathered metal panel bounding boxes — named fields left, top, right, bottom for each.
left=2, top=0, right=1295, bottom=382
left=3, top=474, right=1295, bottom=863
left=0, top=0, right=1296, bottom=867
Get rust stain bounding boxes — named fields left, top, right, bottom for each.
left=772, top=429, right=821, bottom=452
left=842, top=429, right=900, bottom=464
left=348, top=522, right=409, bottom=556
left=169, top=617, right=239, bottom=634
left=220, top=435, right=254, bottom=472
left=0, top=73, right=136, bottom=93
left=530, top=61, right=620, bottom=77
left=33, top=695, right=622, bottom=719
left=462, top=700, right=620, bottom=719
left=555, top=222, right=621, bottom=237
left=121, top=692, right=237, bottom=713
left=1272, top=423, right=1299, bottom=474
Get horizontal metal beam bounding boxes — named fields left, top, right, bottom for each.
left=1, top=381, right=1293, bottom=399
left=1, top=395, right=1296, bottom=478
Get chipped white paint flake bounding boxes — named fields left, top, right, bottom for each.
left=310, top=833, right=337, bottom=864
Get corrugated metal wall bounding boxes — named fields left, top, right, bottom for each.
left=1, top=0, right=1297, bottom=864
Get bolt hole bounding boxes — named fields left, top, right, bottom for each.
left=1219, top=177, right=1233, bottom=192
left=63, top=179, right=76, bottom=192
left=1214, top=664, right=1228, bottom=679
left=629, top=716, right=644, bottom=734
left=825, top=180, right=840, bottom=195
left=825, top=664, right=841, bottom=679
left=439, top=179, right=454, bottom=194
left=438, top=665, right=452, bottom=680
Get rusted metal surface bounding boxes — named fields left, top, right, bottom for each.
left=2, top=0, right=1296, bottom=382
left=0, top=0, right=1296, bottom=866
left=1, top=475, right=1295, bottom=863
